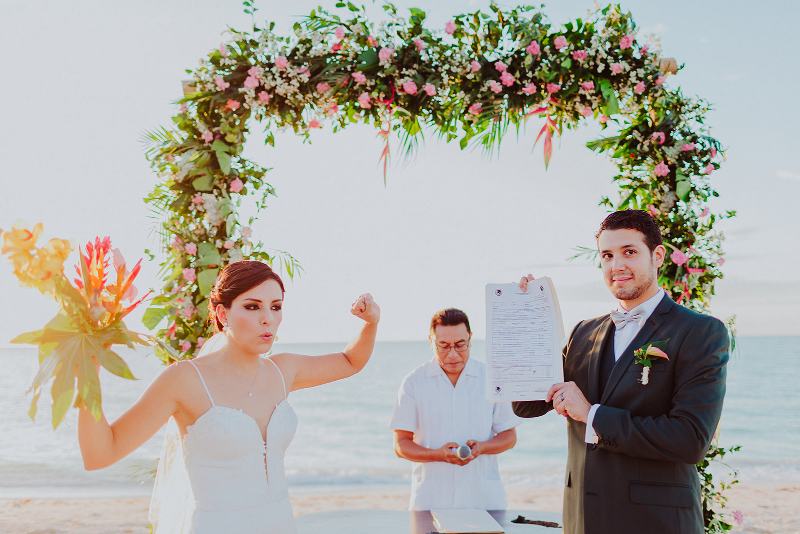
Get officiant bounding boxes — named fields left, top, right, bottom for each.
left=390, top=308, right=519, bottom=511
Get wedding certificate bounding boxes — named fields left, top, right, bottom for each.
left=485, top=278, right=565, bottom=402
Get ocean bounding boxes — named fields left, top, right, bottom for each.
left=0, top=337, right=797, bottom=498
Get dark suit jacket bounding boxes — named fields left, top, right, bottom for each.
left=513, top=294, right=729, bottom=534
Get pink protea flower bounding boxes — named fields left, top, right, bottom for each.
left=522, top=83, right=537, bottom=95
left=580, top=81, right=595, bottom=91
left=546, top=82, right=561, bottom=94
left=225, top=99, right=240, bottom=111
left=378, top=47, right=394, bottom=64
left=423, top=83, right=436, bottom=96
left=201, top=130, right=214, bottom=143
left=619, top=35, right=634, bottom=50
left=580, top=106, right=592, bottom=118
left=352, top=71, right=367, bottom=84
left=670, top=249, right=688, bottom=266
left=274, top=56, right=289, bottom=70
left=470, top=60, right=481, bottom=73
left=358, top=92, right=371, bottom=109
left=654, top=161, right=670, bottom=176
left=651, top=132, right=666, bottom=145
left=611, top=63, right=624, bottom=75
left=634, top=81, right=646, bottom=94
left=468, top=102, right=482, bottom=115
left=413, top=38, right=426, bottom=51
left=572, top=49, right=588, bottom=61
left=316, top=82, right=331, bottom=94
left=402, top=80, right=418, bottom=95
left=500, top=71, right=515, bottom=87
left=554, top=36, right=568, bottom=50
left=526, top=40, right=541, bottom=56
left=229, top=177, right=244, bottom=193
left=308, top=118, right=321, bottom=129
left=494, top=61, right=507, bottom=72
left=488, top=80, right=503, bottom=93
left=366, top=35, right=377, bottom=47
left=183, top=268, right=197, bottom=282
left=444, top=20, right=456, bottom=34
left=184, top=242, right=197, bottom=256
left=243, top=76, right=259, bottom=89
left=334, top=26, right=345, bottom=40
left=214, top=76, right=230, bottom=91
left=681, top=143, right=695, bottom=152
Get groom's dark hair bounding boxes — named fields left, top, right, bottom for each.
left=596, top=210, right=663, bottom=251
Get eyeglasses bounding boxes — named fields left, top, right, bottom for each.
left=434, top=339, right=470, bottom=354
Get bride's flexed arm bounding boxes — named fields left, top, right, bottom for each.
left=78, top=362, right=187, bottom=470
left=274, top=293, right=380, bottom=391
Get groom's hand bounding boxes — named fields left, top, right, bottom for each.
left=547, top=382, right=591, bottom=423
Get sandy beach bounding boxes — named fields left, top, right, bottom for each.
left=0, top=483, right=796, bottom=534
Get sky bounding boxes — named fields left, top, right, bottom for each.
left=1, top=0, right=798, bottom=345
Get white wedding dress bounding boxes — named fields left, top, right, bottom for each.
left=149, top=351, right=298, bottom=534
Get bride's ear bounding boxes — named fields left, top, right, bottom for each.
left=214, top=303, right=228, bottom=329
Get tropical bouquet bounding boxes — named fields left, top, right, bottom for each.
left=1, top=224, right=152, bottom=428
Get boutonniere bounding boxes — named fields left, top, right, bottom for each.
left=633, top=340, right=670, bottom=385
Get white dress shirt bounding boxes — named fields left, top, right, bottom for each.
left=584, top=288, right=665, bottom=444
left=390, top=357, right=519, bottom=511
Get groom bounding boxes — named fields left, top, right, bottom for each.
left=513, top=210, right=729, bottom=534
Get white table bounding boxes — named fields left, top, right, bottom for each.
left=296, top=509, right=563, bottom=534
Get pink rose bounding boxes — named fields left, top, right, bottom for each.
left=243, top=76, right=259, bottom=89
left=488, top=80, right=503, bottom=94
left=580, top=106, right=592, bottom=118
left=634, top=81, right=646, bottom=94
left=546, top=82, right=561, bottom=94
left=180, top=340, right=191, bottom=353
left=580, top=81, right=595, bottom=91
left=651, top=132, right=665, bottom=145
left=316, top=82, right=331, bottom=94
left=611, top=63, right=624, bottom=75
left=681, top=143, right=695, bottom=152
left=402, top=80, right=418, bottom=95
left=655, top=75, right=666, bottom=86
left=358, top=92, right=371, bottom=109
left=522, top=83, right=537, bottom=95
left=654, top=161, right=670, bottom=177
left=258, top=91, right=271, bottom=104
left=468, top=102, right=482, bottom=115
left=229, top=177, right=244, bottom=193
left=367, top=36, right=377, bottom=47
left=214, top=76, right=230, bottom=91
left=223, top=240, right=234, bottom=249
left=619, top=35, right=634, bottom=50
left=423, top=83, right=436, bottom=96
left=526, top=40, right=541, bottom=56
left=325, top=102, right=339, bottom=116
left=184, top=242, right=198, bottom=256
left=444, top=20, right=456, bottom=35
left=641, top=45, right=649, bottom=56
left=378, top=47, right=394, bottom=64
left=599, top=114, right=609, bottom=124
left=275, top=56, right=289, bottom=70
left=308, top=118, right=321, bottom=129
left=334, top=26, right=345, bottom=40
left=572, top=49, right=588, bottom=61
left=554, top=36, right=568, bottom=50
left=703, top=163, right=715, bottom=174
left=470, top=60, right=481, bottom=73
left=413, top=38, right=426, bottom=52
left=494, top=61, right=507, bottom=72
left=201, top=130, right=214, bottom=143
left=183, top=268, right=196, bottom=283
left=670, top=249, right=688, bottom=266
left=225, top=99, right=240, bottom=111
left=192, top=194, right=204, bottom=205
left=647, top=205, right=660, bottom=216
left=248, top=66, right=263, bottom=78
left=352, top=71, right=366, bottom=84
left=500, top=71, right=515, bottom=87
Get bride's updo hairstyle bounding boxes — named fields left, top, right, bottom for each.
left=208, top=260, right=285, bottom=332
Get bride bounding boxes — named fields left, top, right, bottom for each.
left=77, top=260, right=380, bottom=533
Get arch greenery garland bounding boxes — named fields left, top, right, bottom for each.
left=142, top=3, right=737, bottom=530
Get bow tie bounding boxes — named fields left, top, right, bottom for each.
left=610, top=309, right=645, bottom=330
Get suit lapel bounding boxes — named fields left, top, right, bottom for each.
left=587, top=316, right=614, bottom=404
left=600, top=294, right=675, bottom=404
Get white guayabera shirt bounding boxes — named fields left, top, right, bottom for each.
left=390, top=357, right=519, bottom=511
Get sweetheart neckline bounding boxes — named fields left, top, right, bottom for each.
left=184, top=399, right=292, bottom=445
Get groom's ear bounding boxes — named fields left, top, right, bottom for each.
left=652, top=244, right=666, bottom=268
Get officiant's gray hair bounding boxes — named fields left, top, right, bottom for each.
left=596, top=210, right=663, bottom=252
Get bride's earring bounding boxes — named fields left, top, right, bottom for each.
left=223, top=323, right=230, bottom=334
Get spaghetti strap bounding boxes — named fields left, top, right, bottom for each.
left=265, top=358, right=288, bottom=400
left=187, top=360, right=215, bottom=406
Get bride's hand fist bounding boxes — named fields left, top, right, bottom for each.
left=351, top=293, right=380, bottom=324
